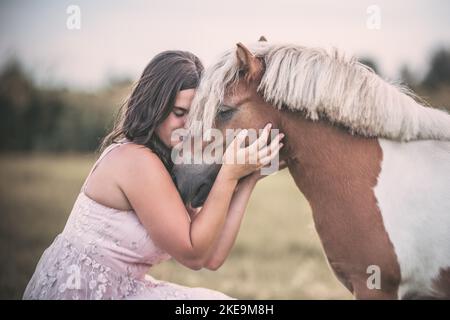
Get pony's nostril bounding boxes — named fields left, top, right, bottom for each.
left=194, top=183, right=207, bottom=198
left=191, top=183, right=211, bottom=208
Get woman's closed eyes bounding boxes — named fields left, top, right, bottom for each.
left=173, top=106, right=188, bottom=117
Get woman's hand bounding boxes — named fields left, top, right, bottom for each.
left=220, top=123, right=284, bottom=182
left=241, top=159, right=288, bottom=184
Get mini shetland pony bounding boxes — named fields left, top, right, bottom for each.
left=173, top=41, right=450, bottom=299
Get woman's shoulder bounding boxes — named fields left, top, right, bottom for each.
left=108, top=142, right=172, bottom=186
left=112, top=143, right=175, bottom=197
left=112, top=142, right=162, bottom=168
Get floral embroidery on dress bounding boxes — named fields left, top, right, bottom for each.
left=22, top=142, right=233, bottom=300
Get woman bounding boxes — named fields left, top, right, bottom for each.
left=23, top=51, right=284, bottom=300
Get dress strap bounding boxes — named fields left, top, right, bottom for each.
left=81, top=140, right=131, bottom=193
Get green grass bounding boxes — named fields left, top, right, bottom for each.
left=0, top=153, right=351, bottom=299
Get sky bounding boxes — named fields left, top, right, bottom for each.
left=0, top=0, right=449, bottom=90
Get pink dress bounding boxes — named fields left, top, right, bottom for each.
left=23, top=142, right=234, bottom=300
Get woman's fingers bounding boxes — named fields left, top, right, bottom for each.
left=257, top=123, right=272, bottom=149
left=247, top=123, right=275, bottom=155
left=234, top=129, right=248, bottom=147
left=246, top=130, right=260, bottom=156
left=230, top=129, right=248, bottom=152
left=224, top=129, right=249, bottom=164
left=245, top=123, right=271, bottom=163
left=258, top=133, right=284, bottom=166
left=257, top=132, right=284, bottom=159
left=259, top=143, right=283, bottom=166
left=278, top=159, right=288, bottom=170
left=229, top=124, right=284, bottom=167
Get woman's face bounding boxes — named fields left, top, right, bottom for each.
left=156, top=88, right=196, bottom=148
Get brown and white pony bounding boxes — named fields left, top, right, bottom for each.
left=172, top=41, right=450, bottom=299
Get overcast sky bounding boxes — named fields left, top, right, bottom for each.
left=1, top=0, right=449, bottom=90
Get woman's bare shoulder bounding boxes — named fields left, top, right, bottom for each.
left=111, top=143, right=169, bottom=182
left=111, top=142, right=160, bottom=166
left=113, top=142, right=155, bottom=157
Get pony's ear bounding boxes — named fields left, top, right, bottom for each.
left=236, top=42, right=264, bottom=83
left=258, top=36, right=267, bottom=42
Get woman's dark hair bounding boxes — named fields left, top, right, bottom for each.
left=100, top=51, right=203, bottom=171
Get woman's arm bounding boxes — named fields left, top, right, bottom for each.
left=118, top=125, right=282, bottom=270
left=202, top=174, right=258, bottom=270
left=118, top=145, right=237, bottom=270
left=202, top=160, right=288, bottom=270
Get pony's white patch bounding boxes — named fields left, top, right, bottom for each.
left=189, top=42, right=450, bottom=141
left=374, top=139, right=450, bottom=298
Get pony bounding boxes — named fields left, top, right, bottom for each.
left=172, top=40, right=450, bottom=299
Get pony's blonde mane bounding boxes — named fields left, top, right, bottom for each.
left=188, top=42, right=450, bottom=141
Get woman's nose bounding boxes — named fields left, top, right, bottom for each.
left=181, top=116, right=188, bottom=127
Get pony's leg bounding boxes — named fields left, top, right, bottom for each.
left=328, top=262, right=398, bottom=299
left=352, top=281, right=398, bottom=300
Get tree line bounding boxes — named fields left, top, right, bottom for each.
left=1, top=48, right=449, bottom=152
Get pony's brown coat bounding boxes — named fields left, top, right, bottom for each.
left=279, top=110, right=401, bottom=298
left=219, top=81, right=403, bottom=298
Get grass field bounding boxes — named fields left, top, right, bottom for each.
left=0, top=153, right=352, bottom=300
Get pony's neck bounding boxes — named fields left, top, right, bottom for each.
left=278, top=110, right=383, bottom=211
left=277, top=109, right=402, bottom=298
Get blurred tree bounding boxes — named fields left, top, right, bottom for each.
left=0, top=59, right=39, bottom=150
left=106, top=74, right=133, bottom=89
left=423, top=48, right=450, bottom=89
left=0, top=59, right=118, bottom=152
left=399, top=64, right=419, bottom=88
left=359, top=57, right=380, bottom=75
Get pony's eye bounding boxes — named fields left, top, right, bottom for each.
left=216, top=105, right=235, bottom=121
